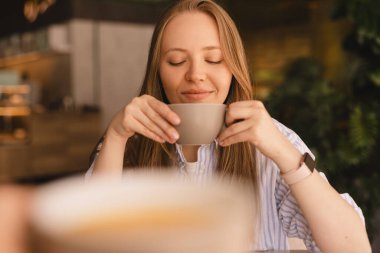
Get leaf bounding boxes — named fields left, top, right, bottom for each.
left=349, top=106, right=378, bottom=153
left=368, top=69, right=380, bottom=86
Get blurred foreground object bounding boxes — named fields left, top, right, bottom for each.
left=0, top=185, right=33, bottom=253
left=30, top=172, right=256, bottom=253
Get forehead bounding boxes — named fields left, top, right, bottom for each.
left=161, top=11, right=221, bottom=51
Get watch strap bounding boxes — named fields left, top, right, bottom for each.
left=281, top=152, right=315, bottom=185
left=282, top=162, right=313, bottom=185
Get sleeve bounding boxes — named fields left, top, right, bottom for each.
left=273, top=120, right=365, bottom=253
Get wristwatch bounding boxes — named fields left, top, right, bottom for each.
left=281, top=152, right=315, bottom=185
left=303, top=152, right=316, bottom=172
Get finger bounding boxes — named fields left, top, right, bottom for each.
left=228, top=100, right=254, bottom=108
left=219, top=130, right=251, bottom=147
left=130, top=96, right=178, bottom=142
left=147, top=98, right=181, bottom=125
left=225, top=106, right=254, bottom=126
left=130, top=117, right=166, bottom=143
left=218, top=119, right=253, bottom=143
left=228, top=100, right=265, bottom=109
left=144, top=105, right=179, bottom=141
left=134, top=111, right=175, bottom=143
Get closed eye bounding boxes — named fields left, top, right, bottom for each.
left=206, top=60, right=223, bottom=64
left=168, top=61, right=186, bottom=66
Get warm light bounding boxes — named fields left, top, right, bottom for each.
left=24, top=0, right=56, bottom=23
left=0, top=51, right=45, bottom=68
left=0, top=107, right=31, bottom=117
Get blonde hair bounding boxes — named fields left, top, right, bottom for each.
left=125, top=0, right=258, bottom=192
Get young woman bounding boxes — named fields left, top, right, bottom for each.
left=87, top=1, right=371, bottom=252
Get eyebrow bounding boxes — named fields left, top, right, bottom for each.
left=163, top=46, right=221, bottom=55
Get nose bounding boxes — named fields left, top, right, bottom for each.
left=185, top=60, right=206, bottom=83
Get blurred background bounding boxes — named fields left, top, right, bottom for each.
left=0, top=0, right=379, bottom=249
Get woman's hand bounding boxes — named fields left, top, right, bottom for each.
left=217, top=100, right=299, bottom=168
left=106, top=95, right=180, bottom=144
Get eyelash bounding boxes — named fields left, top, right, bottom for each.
left=168, top=60, right=223, bottom=66
left=206, top=60, right=222, bottom=64
left=168, top=61, right=185, bottom=66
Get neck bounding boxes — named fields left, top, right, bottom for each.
left=181, top=145, right=200, bottom=162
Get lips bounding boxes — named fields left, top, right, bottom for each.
left=181, top=89, right=214, bottom=101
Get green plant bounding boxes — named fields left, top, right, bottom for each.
left=332, top=0, right=380, bottom=241
left=265, top=0, right=380, bottom=242
left=332, top=0, right=380, bottom=55
left=266, top=56, right=379, bottom=241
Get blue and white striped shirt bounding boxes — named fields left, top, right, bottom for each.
left=87, top=120, right=365, bottom=253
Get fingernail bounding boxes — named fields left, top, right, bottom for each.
left=173, top=117, right=180, bottom=125
left=172, top=132, right=179, bottom=140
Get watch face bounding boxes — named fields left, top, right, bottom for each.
left=304, top=153, right=316, bottom=171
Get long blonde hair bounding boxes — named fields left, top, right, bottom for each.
left=125, top=0, right=258, bottom=191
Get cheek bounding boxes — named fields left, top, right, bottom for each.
left=159, top=66, right=181, bottom=102
left=160, top=68, right=176, bottom=89
left=216, top=71, right=233, bottom=96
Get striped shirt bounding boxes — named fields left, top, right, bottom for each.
left=87, top=120, right=365, bottom=253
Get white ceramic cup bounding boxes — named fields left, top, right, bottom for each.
left=168, top=103, right=226, bottom=145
